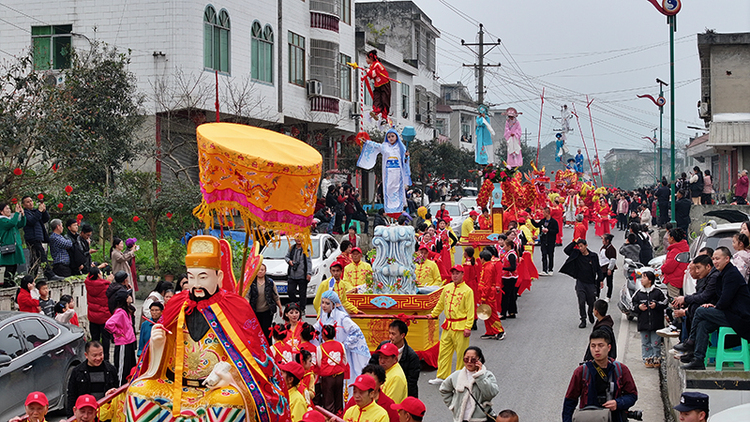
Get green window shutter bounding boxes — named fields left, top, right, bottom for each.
left=219, top=28, right=229, bottom=72
left=204, top=23, right=212, bottom=68
left=251, top=38, right=259, bottom=79
left=52, top=36, right=71, bottom=69
left=33, top=36, right=51, bottom=70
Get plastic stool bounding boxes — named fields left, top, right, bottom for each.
left=704, top=331, right=718, bottom=366
left=714, top=326, right=750, bottom=371
left=363, top=204, right=372, bottom=212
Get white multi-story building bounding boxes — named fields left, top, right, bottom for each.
left=0, top=0, right=359, bottom=180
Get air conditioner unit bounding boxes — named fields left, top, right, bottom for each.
left=306, top=80, right=323, bottom=97
left=43, top=71, right=65, bottom=87
left=415, top=113, right=422, bottom=122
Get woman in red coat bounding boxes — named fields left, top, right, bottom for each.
left=16, top=275, right=41, bottom=314
left=550, top=198, right=565, bottom=245
left=661, top=228, right=690, bottom=298
left=86, top=267, right=112, bottom=359
left=16, top=275, right=39, bottom=313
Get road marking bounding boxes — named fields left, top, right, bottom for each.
left=617, top=308, right=630, bottom=361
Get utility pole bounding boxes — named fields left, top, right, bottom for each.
left=461, top=23, right=501, bottom=106
left=523, top=129, right=530, bottom=145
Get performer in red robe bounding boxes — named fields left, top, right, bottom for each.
left=594, top=198, right=613, bottom=237
left=550, top=199, right=565, bottom=245
left=478, top=250, right=505, bottom=340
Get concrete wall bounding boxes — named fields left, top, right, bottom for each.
left=710, top=44, right=750, bottom=115
left=0, top=279, right=90, bottom=332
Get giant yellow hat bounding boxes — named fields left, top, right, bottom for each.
left=185, top=235, right=222, bottom=271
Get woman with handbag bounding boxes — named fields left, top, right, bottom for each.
left=439, top=346, right=499, bottom=422
left=0, top=202, right=26, bottom=286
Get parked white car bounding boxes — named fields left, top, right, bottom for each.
left=261, top=234, right=341, bottom=299
left=428, top=201, right=469, bottom=235
left=458, top=196, right=479, bottom=213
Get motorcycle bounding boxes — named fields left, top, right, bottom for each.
left=617, top=257, right=666, bottom=321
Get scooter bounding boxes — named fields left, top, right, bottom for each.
left=617, top=258, right=666, bottom=321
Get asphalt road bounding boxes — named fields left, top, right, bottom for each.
left=47, top=226, right=666, bottom=422
left=419, top=227, right=625, bottom=422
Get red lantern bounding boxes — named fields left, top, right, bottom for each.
left=64, top=185, right=73, bottom=195
left=132, top=216, right=140, bottom=222
left=37, top=194, right=44, bottom=201
left=11, top=198, right=17, bottom=204
left=227, top=220, right=234, bottom=228
left=166, top=212, right=173, bottom=219
left=13, top=168, right=22, bottom=176
left=52, top=163, right=58, bottom=173
left=76, top=214, right=83, bottom=222
left=107, top=217, right=113, bottom=225
left=57, top=203, right=64, bottom=210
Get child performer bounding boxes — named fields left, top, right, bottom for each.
left=365, top=50, right=391, bottom=121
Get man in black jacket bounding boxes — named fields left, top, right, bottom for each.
left=675, top=190, right=692, bottom=232
left=584, top=299, right=617, bottom=361
left=21, top=196, right=52, bottom=279
left=531, top=206, right=560, bottom=276
left=681, top=247, right=750, bottom=370
left=369, top=319, right=421, bottom=398
left=561, top=239, right=603, bottom=328
left=655, top=178, right=671, bottom=226
left=671, top=253, right=718, bottom=359
left=66, top=341, right=119, bottom=416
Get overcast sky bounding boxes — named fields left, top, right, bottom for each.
left=358, top=0, right=750, bottom=156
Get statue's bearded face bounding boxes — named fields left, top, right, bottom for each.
left=186, top=268, right=223, bottom=302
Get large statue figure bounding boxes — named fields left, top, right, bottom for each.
left=357, top=128, right=411, bottom=218
left=126, top=236, right=290, bottom=422
left=503, top=107, right=523, bottom=168
left=370, top=225, right=418, bottom=294
left=475, top=105, right=495, bottom=165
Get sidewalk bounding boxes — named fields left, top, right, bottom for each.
left=616, top=310, right=667, bottom=421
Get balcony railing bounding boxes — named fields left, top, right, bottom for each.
left=311, top=11, right=339, bottom=32
left=310, top=96, right=339, bottom=114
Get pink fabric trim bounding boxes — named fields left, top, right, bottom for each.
left=203, top=187, right=313, bottom=227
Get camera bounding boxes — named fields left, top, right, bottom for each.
left=626, top=410, right=643, bottom=421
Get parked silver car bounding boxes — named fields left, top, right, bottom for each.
left=0, top=312, right=86, bottom=421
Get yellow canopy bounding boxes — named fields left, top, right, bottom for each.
left=193, top=123, right=322, bottom=250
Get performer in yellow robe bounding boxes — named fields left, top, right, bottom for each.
left=342, top=247, right=372, bottom=288
left=313, top=258, right=359, bottom=314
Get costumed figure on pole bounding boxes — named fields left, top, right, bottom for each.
left=503, top=107, right=523, bottom=168
left=357, top=128, right=411, bottom=219
left=475, top=104, right=495, bottom=165
left=364, top=50, right=392, bottom=125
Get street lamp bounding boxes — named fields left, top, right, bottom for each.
left=644, top=136, right=658, bottom=185
left=646, top=0, right=681, bottom=223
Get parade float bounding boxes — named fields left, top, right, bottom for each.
left=99, top=122, right=323, bottom=422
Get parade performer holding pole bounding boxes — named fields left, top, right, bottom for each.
left=503, top=107, right=523, bottom=168
left=127, top=236, right=290, bottom=422
left=427, top=265, right=475, bottom=385
left=364, top=50, right=391, bottom=122
left=357, top=128, right=411, bottom=218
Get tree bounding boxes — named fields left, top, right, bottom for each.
left=112, top=171, right=201, bottom=272
left=603, top=158, right=644, bottom=191
left=0, top=52, right=78, bottom=200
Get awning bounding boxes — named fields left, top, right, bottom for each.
left=707, top=121, right=750, bottom=147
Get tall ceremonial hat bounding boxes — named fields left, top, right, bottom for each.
left=193, top=123, right=322, bottom=253
left=186, top=235, right=222, bottom=270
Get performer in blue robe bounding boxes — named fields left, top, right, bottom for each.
left=574, top=149, right=584, bottom=173
left=357, top=128, right=411, bottom=217
left=475, top=105, right=495, bottom=165
left=555, top=133, right=565, bottom=162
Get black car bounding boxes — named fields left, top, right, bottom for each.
left=0, top=311, right=86, bottom=421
